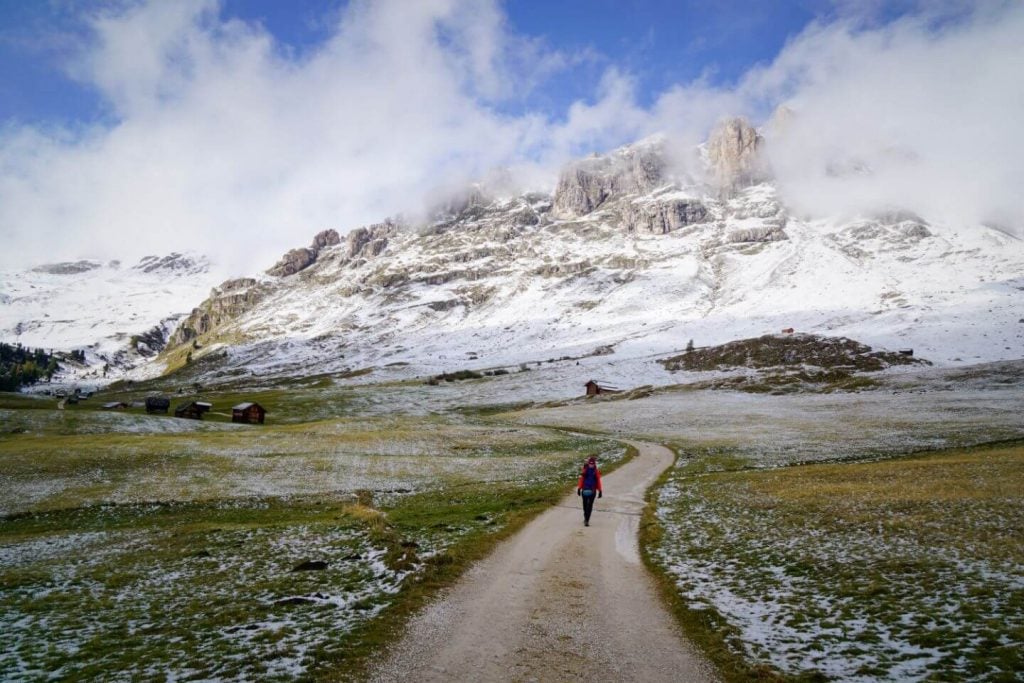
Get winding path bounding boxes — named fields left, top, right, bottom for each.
left=368, top=441, right=717, bottom=682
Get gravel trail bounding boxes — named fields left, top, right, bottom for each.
left=368, top=440, right=717, bottom=682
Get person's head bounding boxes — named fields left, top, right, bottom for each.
left=586, top=456, right=597, bottom=468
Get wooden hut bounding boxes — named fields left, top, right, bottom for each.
left=232, top=402, right=267, bottom=424
left=102, top=401, right=128, bottom=410
left=175, top=401, right=212, bottom=420
left=584, top=380, right=620, bottom=397
left=145, top=396, right=171, bottom=414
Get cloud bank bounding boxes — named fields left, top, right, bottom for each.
left=0, top=0, right=1021, bottom=274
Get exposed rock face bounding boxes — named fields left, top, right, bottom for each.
left=347, top=220, right=398, bottom=260
left=311, top=229, right=340, bottom=252
left=267, top=229, right=340, bottom=277
left=623, top=198, right=710, bottom=234
left=31, top=260, right=102, bottom=275
left=267, top=248, right=316, bottom=277
left=553, top=143, right=665, bottom=218
left=727, top=226, right=788, bottom=243
left=131, top=323, right=171, bottom=357
left=168, top=277, right=264, bottom=346
left=133, top=253, right=210, bottom=275
left=706, top=117, right=765, bottom=193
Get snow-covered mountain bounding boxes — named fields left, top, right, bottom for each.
left=155, top=118, right=1024, bottom=385
left=0, top=253, right=218, bottom=380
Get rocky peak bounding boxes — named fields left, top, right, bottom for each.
left=552, top=140, right=666, bottom=218
left=706, top=117, right=766, bottom=194
left=267, top=229, right=341, bottom=277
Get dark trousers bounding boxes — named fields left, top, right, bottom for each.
left=582, top=491, right=596, bottom=522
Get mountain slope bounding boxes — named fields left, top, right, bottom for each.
left=156, top=122, right=1024, bottom=385
left=0, top=253, right=218, bottom=381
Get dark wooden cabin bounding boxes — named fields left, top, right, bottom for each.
left=585, top=380, right=620, bottom=397
left=175, top=401, right=212, bottom=420
left=232, top=402, right=267, bottom=424
left=146, top=396, right=171, bottom=414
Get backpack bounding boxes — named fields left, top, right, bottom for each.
left=582, top=465, right=598, bottom=490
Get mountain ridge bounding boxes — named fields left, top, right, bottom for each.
left=151, top=118, right=1024, bottom=386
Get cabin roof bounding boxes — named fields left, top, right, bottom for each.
left=102, top=401, right=125, bottom=408
left=194, top=402, right=213, bottom=409
left=232, top=402, right=264, bottom=411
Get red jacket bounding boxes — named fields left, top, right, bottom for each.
left=577, top=465, right=603, bottom=492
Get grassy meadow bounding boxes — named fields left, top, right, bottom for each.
left=646, top=442, right=1024, bottom=682
left=0, top=383, right=625, bottom=680
left=3, top=363, right=1024, bottom=681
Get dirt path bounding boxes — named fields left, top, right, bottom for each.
left=368, top=441, right=717, bottom=682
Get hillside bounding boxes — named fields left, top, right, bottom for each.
left=151, top=121, right=1024, bottom=386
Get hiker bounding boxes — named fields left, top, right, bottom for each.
left=576, top=456, right=603, bottom=526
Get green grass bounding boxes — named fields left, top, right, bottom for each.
left=644, top=442, right=1024, bottom=681
left=0, top=393, right=627, bottom=680
left=0, top=482, right=588, bottom=681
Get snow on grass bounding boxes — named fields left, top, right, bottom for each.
left=652, top=444, right=1024, bottom=680
left=514, top=383, right=1024, bottom=468
left=0, top=414, right=615, bottom=515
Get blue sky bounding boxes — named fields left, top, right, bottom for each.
left=0, top=0, right=896, bottom=127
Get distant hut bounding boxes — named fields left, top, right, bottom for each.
left=232, top=402, right=267, bottom=424
left=102, top=401, right=128, bottom=410
left=584, top=380, right=620, bottom=397
left=145, top=396, right=171, bottom=414
left=175, top=401, right=212, bottom=420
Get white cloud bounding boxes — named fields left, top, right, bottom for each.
left=749, top=6, right=1024, bottom=228
left=0, top=0, right=1021, bottom=276
left=0, top=0, right=631, bottom=274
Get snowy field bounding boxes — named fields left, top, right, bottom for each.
left=511, top=370, right=1024, bottom=468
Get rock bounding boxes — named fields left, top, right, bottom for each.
left=552, top=143, right=665, bottom=218
left=311, top=229, right=340, bottom=251
left=347, top=220, right=399, bottom=259
left=727, top=226, right=788, bottom=243
left=292, top=560, right=329, bottom=571
left=706, top=117, right=766, bottom=193
left=275, top=596, right=316, bottom=606
left=267, top=229, right=340, bottom=278
left=267, top=247, right=316, bottom=277
left=428, top=299, right=462, bottom=311
left=133, top=253, right=210, bottom=275
left=167, top=277, right=266, bottom=347
left=623, top=198, right=710, bottom=234
left=31, top=260, right=103, bottom=275
left=131, top=323, right=171, bottom=357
